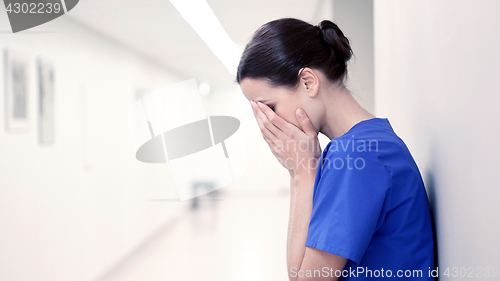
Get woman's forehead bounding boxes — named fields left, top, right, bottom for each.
left=240, top=78, right=274, bottom=99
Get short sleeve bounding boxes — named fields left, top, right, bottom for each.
left=305, top=147, right=392, bottom=265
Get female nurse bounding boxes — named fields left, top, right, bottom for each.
left=236, top=18, right=434, bottom=280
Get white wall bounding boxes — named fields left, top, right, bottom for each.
left=334, top=0, right=374, bottom=114
left=374, top=0, right=500, bottom=278
left=0, top=14, right=187, bottom=281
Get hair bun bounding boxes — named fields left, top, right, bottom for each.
left=317, top=20, right=352, bottom=63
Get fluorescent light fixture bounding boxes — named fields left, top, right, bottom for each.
left=169, top=0, right=240, bottom=76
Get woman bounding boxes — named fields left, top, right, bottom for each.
left=236, top=18, right=434, bottom=280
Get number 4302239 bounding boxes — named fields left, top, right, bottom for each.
left=442, top=267, right=498, bottom=278
left=6, top=2, right=62, bottom=14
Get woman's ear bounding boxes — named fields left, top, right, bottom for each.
left=298, top=67, right=319, bottom=98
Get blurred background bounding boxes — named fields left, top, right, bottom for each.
left=0, top=0, right=499, bottom=280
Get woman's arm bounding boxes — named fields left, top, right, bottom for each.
left=250, top=101, right=347, bottom=280
left=287, top=171, right=315, bottom=276
left=287, top=171, right=347, bottom=281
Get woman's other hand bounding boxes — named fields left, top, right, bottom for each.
left=250, top=100, right=322, bottom=177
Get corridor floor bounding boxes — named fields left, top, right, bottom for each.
left=97, top=189, right=290, bottom=281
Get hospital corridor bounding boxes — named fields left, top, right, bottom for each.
left=92, top=191, right=291, bottom=281
left=1, top=0, right=500, bottom=280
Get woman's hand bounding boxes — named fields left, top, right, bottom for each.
left=250, top=100, right=322, bottom=177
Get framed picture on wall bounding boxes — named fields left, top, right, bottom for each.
left=37, top=59, right=55, bottom=145
left=4, top=49, right=29, bottom=132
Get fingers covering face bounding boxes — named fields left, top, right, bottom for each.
left=251, top=101, right=296, bottom=140
left=251, top=101, right=279, bottom=145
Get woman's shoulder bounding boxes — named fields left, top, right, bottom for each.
left=324, top=118, right=403, bottom=158
left=321, top=118, right=415, bottom=175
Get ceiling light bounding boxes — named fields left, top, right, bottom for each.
left=169, top=0, right=240, bottom=76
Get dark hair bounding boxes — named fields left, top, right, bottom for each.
left=236, top=18, right=353, bottom=88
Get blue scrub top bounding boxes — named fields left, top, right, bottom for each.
left=305, top=118, right=434, bottom=280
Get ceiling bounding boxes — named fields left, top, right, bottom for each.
left=65, top=0, right=334, bottom=92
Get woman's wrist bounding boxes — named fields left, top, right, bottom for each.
left=291, top=169, right=317, bottom=187
left=294, top=166, right=318, bottom=178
